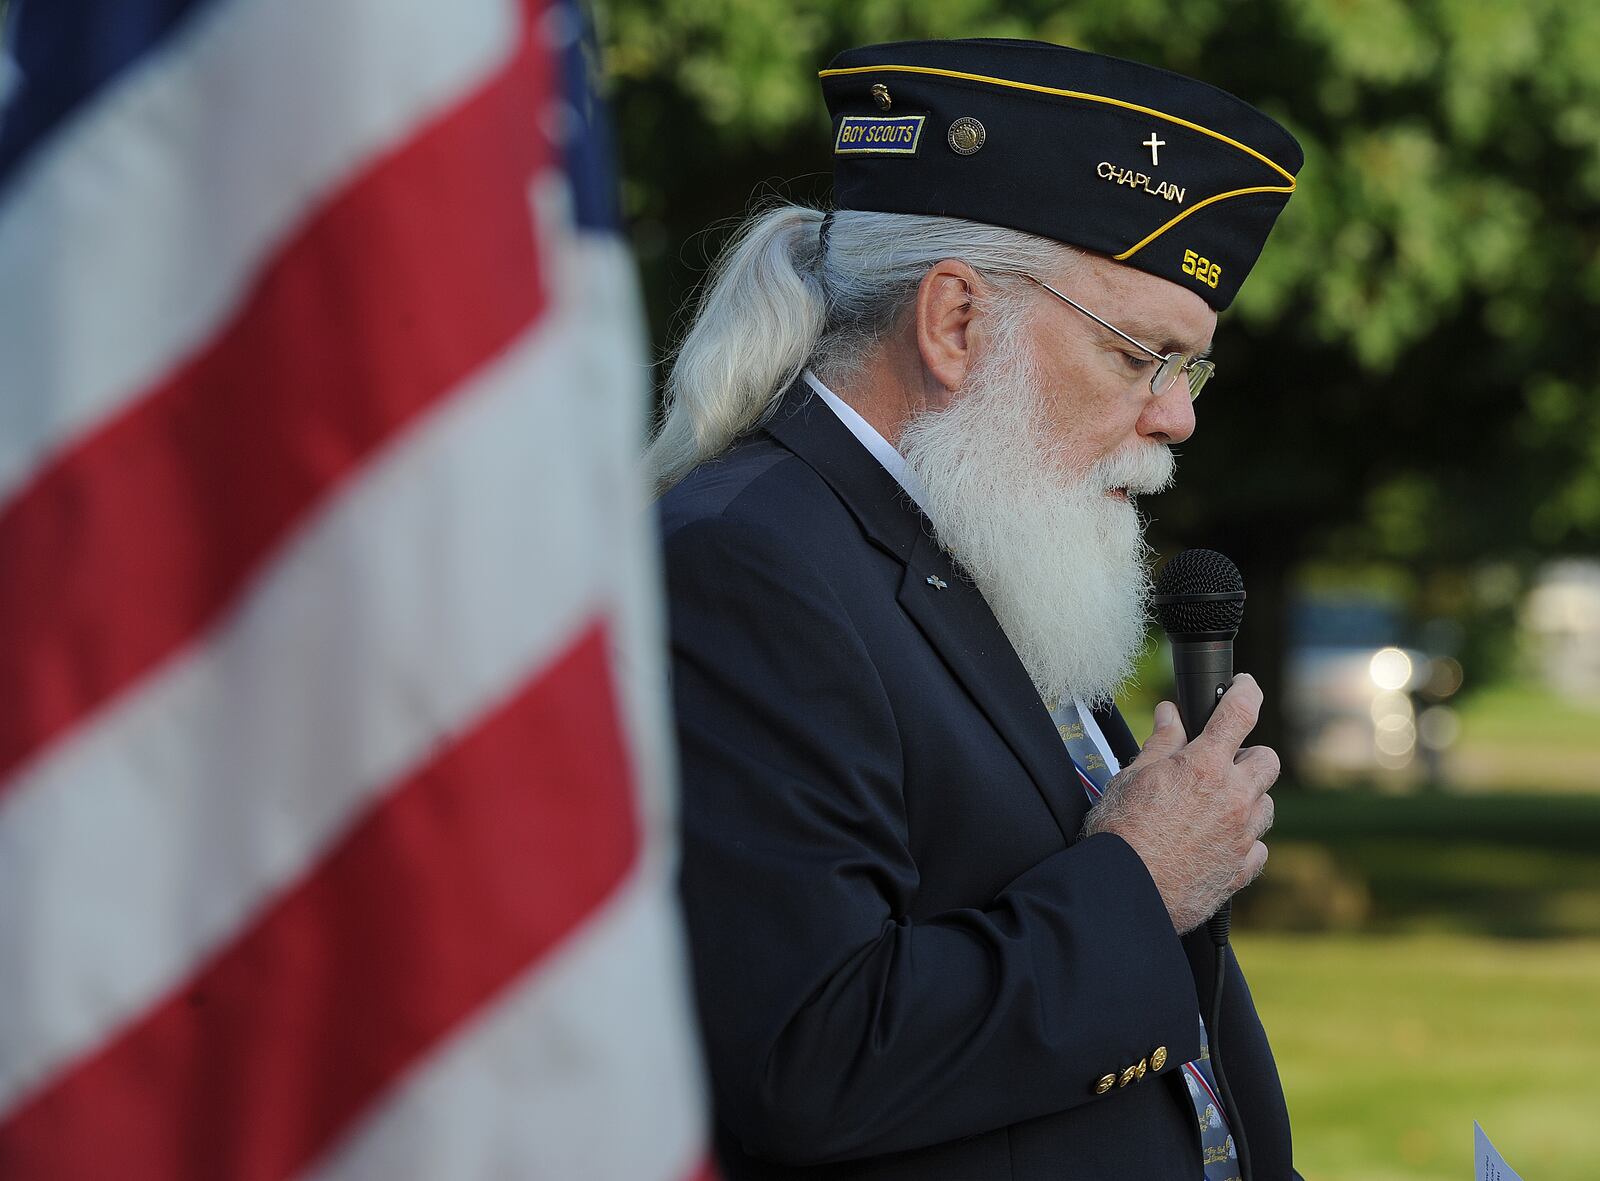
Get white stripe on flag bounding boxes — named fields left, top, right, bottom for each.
left=539, top=228, right=680, bottom=832
left=0, top=305, right=622, bottom=1111
left=0, top=0, right=517, bottom=506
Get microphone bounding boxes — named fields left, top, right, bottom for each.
left=1152, top=548, right=1253, bottom=1181
left=1152, top=548, right=1244, bottom=944
left=1152, top=548, right=1246, bottom=751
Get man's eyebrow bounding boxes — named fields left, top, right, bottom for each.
left=1098, top=317, right=1212, bottom=358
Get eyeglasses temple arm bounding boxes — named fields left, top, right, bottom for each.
left=1021, top=273, right=1167, bottom=361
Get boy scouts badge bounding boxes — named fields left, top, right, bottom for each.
left=834, top=114, right=926, bottom=156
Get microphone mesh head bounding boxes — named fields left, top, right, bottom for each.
left=1153, top=549, right=1246, bottom=637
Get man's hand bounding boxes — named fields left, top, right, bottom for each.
left=1083, top=674, right=1280, bottom=934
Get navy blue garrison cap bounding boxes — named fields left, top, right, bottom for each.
left=820, top=39, right=1303, bottom=311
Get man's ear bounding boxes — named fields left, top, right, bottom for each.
left=913, top=260, right=983, bottom=402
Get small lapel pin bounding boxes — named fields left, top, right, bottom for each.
left=926, top=575, right=948, bottom=590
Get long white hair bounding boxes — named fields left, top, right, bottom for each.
left=647, top=204, right=1073, bottom=492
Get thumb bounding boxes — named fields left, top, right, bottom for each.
left=1132, top=701, right=1187, bottom=765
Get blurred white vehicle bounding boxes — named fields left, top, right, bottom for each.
left=1286, top=599, right=1462, bottom=780
left=1523, top=559, right=1600, bottom=700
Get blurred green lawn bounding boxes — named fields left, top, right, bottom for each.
left=1240, top=933, right=1600, bottom=1181
left=1235, top=789, right=1600, bottom=1179
left=1455, top=683, right=1600, bottom=756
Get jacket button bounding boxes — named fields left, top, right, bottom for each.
left=1151, top=1046, right=1168, bottom=1071
left=1094, top=1073, right=1116, bottom=1095
left=1118, top=1065, right=1137, bottom=1088
left=1135, top=1057, right=1148, bottom=1081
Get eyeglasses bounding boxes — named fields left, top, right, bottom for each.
left=1020, top=274, right=1215, bottom=401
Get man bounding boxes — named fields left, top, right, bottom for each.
left=653, top=38, right=1302, bottom=1180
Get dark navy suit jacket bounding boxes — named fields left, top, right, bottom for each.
left=660, top=385, right=1297, bottom=1179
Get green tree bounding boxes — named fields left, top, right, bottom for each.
left=602, top=0, right=1600, bottom=757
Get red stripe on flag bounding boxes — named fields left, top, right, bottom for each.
left=0, top=17, right=553, bottom=789
left=0, top=622, right=638, bottom=1180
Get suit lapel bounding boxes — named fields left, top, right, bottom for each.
left=895, top=532, right=1088, bottom=842
left=766, top=383, right=1088, bottom=843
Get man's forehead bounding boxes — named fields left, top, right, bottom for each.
left=1055, top=255, right=1218, bottom=355
left=1111, top=313, right=1214, bottom=357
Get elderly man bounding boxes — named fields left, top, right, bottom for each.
left=653, top=38, right=1302, bottom=1181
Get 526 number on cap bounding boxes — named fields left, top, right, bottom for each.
left=1182, top=249, right=1222, bottom=289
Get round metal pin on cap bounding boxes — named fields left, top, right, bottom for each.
left=948, top=116, right=985, bottom=155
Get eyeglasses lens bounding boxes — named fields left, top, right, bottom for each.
left=1154, top=355, right=1213, bottom=401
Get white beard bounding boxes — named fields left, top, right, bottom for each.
left=898, top=343, right=1174, bottom=707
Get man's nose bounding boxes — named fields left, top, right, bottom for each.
left=1138, top=383, right=1197, bottom=445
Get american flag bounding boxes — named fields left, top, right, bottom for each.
left=0, top=0, right=711, bottom=1177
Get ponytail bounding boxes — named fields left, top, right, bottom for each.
left=648, top=206, right=828, bottom=492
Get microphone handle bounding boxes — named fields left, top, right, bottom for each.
left=1170, top=638, right=1236, bottom=945
left=1171, top=638, right=1234, bottom=741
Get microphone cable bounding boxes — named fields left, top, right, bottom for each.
left=1207, top=905, right=1252, bottom=1181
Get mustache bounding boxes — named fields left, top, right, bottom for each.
left=1084, top=444, right=1176, bottom=496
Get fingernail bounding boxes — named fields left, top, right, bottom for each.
left=1156, top=701, right=1176, bottom=727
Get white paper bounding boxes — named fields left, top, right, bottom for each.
left=1475, top=1122, right=1524, bottom=1181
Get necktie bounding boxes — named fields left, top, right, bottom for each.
left=1045, top=698, right=1240, bottom=1181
